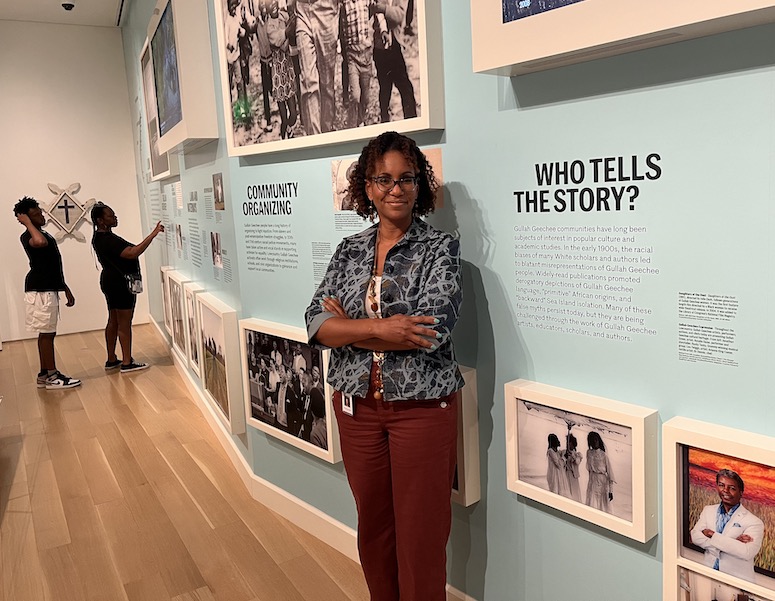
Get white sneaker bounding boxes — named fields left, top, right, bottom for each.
left=45, top=371, right=82, bottom=390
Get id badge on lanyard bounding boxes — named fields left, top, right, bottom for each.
left=342, top=394, right=354, bottom=416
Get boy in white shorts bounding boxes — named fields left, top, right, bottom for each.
left=14, top=197, right=81, bottom=390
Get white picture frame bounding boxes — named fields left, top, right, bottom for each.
left=160, top=266, right=173, bottom=335
left=452, top=366, right=481, bottom=507
left=211, top=0, right=444, bottom=157
left=471, top=0, right=775, bottom=76
left=504, top=379, right=658, bottom=542
left=147, top=0, right=218, bottom=154
left=139, top=38, right=179, bottom=182
left=166, top=270, right=191, bottom=363
left=663, top=417, right=775, bottom=601
left=183, top=281, right=205, bottom=376
left=239, top=317, right=341, bottom=464
left=196, top=293, right=246, bottom=435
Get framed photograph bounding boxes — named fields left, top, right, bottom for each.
left=183, top=281, right=205, bottom=376
left=471, top=0, right=775, bottom=76
left=160, top=266, right=173, bottom=335
left=504, top=379, right=658, bottom=542
left=146, top=0, right=217, bottom=153
left=139, top=38, right=178, bottom=181
left=676, top=566, right=767, bottom=601
left=664, top=417, right=775, bottom=600
left=196, top=293, right=246, bottom=435
left=166, top=270, right=191, bottom=362
left=452, top=366, right=480, bottom=507
left=212, top=0, right=444, bottom=157
left=239, top=318, right=341, bottom=464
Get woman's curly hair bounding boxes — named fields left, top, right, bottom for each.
left=349, top=131, right=439, bottom=221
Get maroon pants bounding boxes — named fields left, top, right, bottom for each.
left=333, top=378, right=458, bottom=601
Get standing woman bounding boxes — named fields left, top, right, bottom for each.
left=585, top=431, right=615, bottom=512
left=91, top=204, right=164, bottom=373
left=564, top=433, right=583, bottom=502
left=546, top=433, right=565, bottom=495
left=305, top=131, right=463, bottom=601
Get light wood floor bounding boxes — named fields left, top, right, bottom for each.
left=0, top=324, right=369, bottom=601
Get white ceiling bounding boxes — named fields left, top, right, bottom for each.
left=0, top=0, right=124, bottom=27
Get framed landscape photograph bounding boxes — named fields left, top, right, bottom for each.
left=664, top=417, right=775, bottom=600
left=471, top=0, right=775, bottom=76
left=166, top=270, right=191, bottom=363
left=160, top=266, right=173, bottom=335
left=196, top=293, right=245, bottom=435
left=239, top=318, right=340, bottom=464
left=183, top=281, right=205, bottom=376
left=452, top=366, right=481, bottom=507
left=212, top=0, right=444, bottom=157
left=504, top=379, right=658, bottom=542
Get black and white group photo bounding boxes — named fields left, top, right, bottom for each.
left=217, top=0, right=422, bottom=147
left=244, top=329, right=328, bottom=451
left=200, top=303, right=230, bottom=418
left=517, top=399, right=633, bottom=522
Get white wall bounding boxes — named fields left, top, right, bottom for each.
left=0, top=20, right=148, bottom=341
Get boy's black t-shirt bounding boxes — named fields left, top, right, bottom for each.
left=21, top=230, right=66, bottom=292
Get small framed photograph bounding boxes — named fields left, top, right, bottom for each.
left=182, top=281, right=205, bottom=375
left=196, top=293, right=245, bottom=435
left=166, top=270, right=191, bottom=362
left=664, top=417, right=775, bottom=600
left=239, top=318, right=340, bottom=464
left=504, top=379, right=658, bottom=542
left=452, top=366, right=480, bottom=507
left=160, top=266, right=173, bottom=335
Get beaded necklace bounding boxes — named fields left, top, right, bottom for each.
left=368, top=231, right=385, bottom=400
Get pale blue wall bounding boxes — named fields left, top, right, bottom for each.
left=121, top=1, right=775, bottom=599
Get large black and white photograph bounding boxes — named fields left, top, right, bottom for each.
left=679, top=567, right=765, bottom=601
left=502, top=0, right=585, bottom=23
left=213, top=0, right=443, bottom=156
left=505, top=379, right=658, bottom=542
left=240, top=318, right=340, bottom=463
left=517, top=398, right=633, bottom=522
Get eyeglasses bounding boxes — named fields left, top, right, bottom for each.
left=370, top=175, right=419, bottom=192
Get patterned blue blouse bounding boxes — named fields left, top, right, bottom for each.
left=305, top=218, right=464, bottom=401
